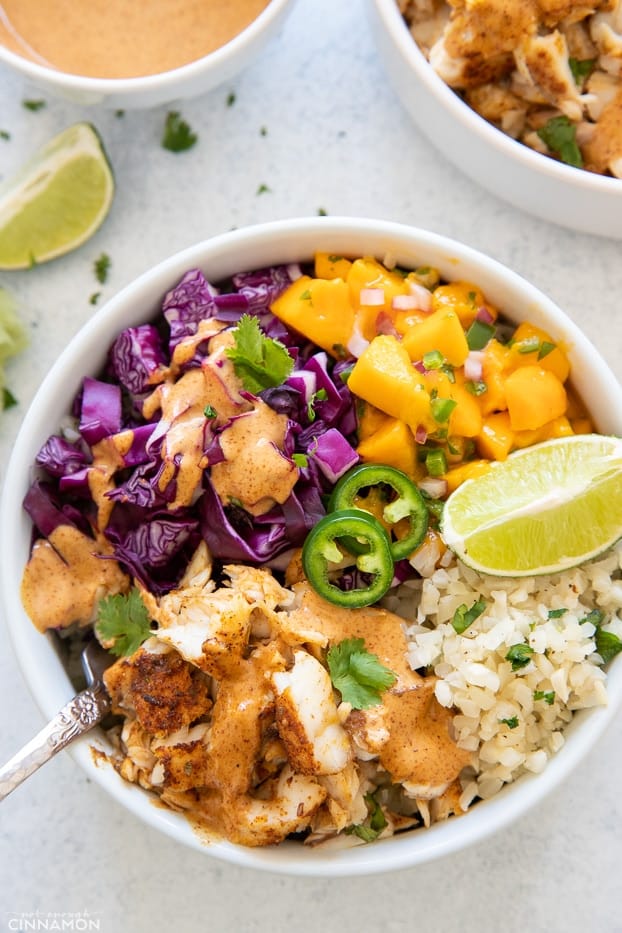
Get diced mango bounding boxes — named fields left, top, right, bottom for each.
left=314, top=252, right=353, bottom=280
left=506, top=322, right=570, bottom=383
left=570, top=417, right=593, bottom=435
left=431, top=281, right=497, bottom=327
left=444, top=459, right=491, bottom=493
left=424, top=370, right=482, bottom=438
left=477, top=411, right=514, bottom=461
left=504, top=365, right=567, bottom=431
left=479, top=339, right=510, bottom=415
left=402, top=308, right=470, bottom=367
left=347, top=257, right=409, bottom=310
left=356, top=401, right=392, bottom=442
left=271, top=275, right=354, bottom=358
left=513, top=416, right=574, bottom=449
left=348, top=335, right=435, bottom=433
left=357, top=417, right=420, bottom=478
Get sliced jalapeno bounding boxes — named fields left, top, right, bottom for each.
left=328, top=463, right=428, bottom=560
left=301, top=509, right=394, bottom=608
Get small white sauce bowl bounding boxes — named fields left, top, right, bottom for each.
left=0, top=0, right=293, bottom=108
left=368, top=0, right=622, bottom=239
left=2, top=217, right=622, bottom=876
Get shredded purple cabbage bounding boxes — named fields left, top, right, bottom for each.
left=24, top=263, right=361, bottom=593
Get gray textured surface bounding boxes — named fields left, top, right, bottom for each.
left=1, top=1, right=621, bottom=930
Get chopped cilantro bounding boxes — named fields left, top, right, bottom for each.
left=162, top=111, right=198, bottom=152
left=505, top=643, right=534, bottom=671
left=22, top=99, right=46, bottom=111
left=256, top=183, right=271, bottom=195
left=499, top=716, right=519, bottom=729
left=327, top=637, right=397, bottom=709
left=89, top=292, right=101, bottom=306
left=538, top=341, right=556, bottom=360
left=547, top=607, right=568, bottom=619
left=299, top=289, right=312, bottom=301
left=465, top=380, right=487, bottom=396
left=260, top=126, right=268, bottom=137
left=94, top=252, right=111, bottom=284
left=0, top=130, right=10, bottom=141
left=95, top=588, right=153, bottom=657
left=580, top=608, right=605, bottom=626
left=204, top=404, right=217, bottom=419
left=2, top=387, right=17, bottom=409
left=226, top=91, right=236, bottom=107
left=452, top=599, right=486, bottom=634
left=346, top=793, right=388, bottom=842
left=317, top=207, right=328, bottom=216
left=115, top=109, right=125, bottom=118
left=226, top=314, right=294, bottom=393
left=569, top=57, right=595, bottom=86
left=307, top=387, right=327, bottom=422
left=534, top=689, right=555, bottom=705
left=537, top=115, right=583, bottom=168
left=595, top=628, right=622, bottom=665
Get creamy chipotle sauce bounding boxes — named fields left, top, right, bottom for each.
left=0, top=0, right=271, bottom=79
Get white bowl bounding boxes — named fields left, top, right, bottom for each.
left=0, top=0, right=292, bottom=108
left=368, top=0, right=622, bottom=239
left=2, top=216, right=622, bottom=876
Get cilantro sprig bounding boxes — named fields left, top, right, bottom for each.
left=162, top=111, right=198, bottom=152
left=95, top=588, right=153, bottom=657
left=327, top=637, right=397, bottom=709
left=537, top=116, right=583, bottom=168
left=226, top=314, right=294, bottom=393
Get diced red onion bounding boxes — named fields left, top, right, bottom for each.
left=407, top=282, right=433, bottom=312
left=286, top=263, right=303, bottom=281
left=376, top=311, right=399, bottom=337
left=392, top=294, right=419, bottom=311
left=476, top=306, right=494, bottom=324
left=414, top=425, right=428, bottom=444
left=413, top=360, right=427, bottom=374
left=360, top=288, right=385, bottom=306
left=418, top=476, right=448, bottom=498
left=464, top=350, right=484, bottom=382
left=347, top=330, right=370, bottom=359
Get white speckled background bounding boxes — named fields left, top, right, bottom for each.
left=1, top=0, right=621, bottom=930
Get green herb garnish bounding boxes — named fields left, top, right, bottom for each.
left=499, top=716, right=519, bottom=729
left=95, top=588, right=153, bottom=657
left=452, top=599, right=486, bottom=634
left=94, top=252, right=111, bottom=284
left=505, top=643, right=534, bottom=671
left=204, top=404, right=217, bottom=419
left=568, top=57, right=595, bottom=86
left=2, top=387, right=17, bottom=409
left=162, top=111, right=198, bottom=152
left=307, top=387, right=328, bottom=422
left=226, top=91, right=236, bottom=107
left=22, top=99, right=46, bottom=111
left=0, top=130, right=10, bottom=141
left=89, top=292, right=101, bottom=306
left=547, top=608, right=568, bottom=619
left=580, top=608, right=605, bottom=626
left=537, top=115, right=583, bottom=168
left=256, top=183, right=271, bottom=195
left=534, top=689, right=555, bottom=705
left=292, top=453, right=309, bottom=468
left=226, top=313, right=294, bottom=393
left=346, top=793, right=388, bottom=842
left=327, top=637, right=397, bottom=709
left=595, top=628, right=622, bottom=664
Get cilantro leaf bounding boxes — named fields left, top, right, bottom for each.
left=94, top=252, right=111, bottom=284
left=226, top=313, right=294, bottom=393
left=95, top=588, right=153, bottom=657
left=345, top=793, right=388, bottom=843
left=534, top=689, right=555, bottom=705
left=568, top=57, right=595, bottom=86
left=2, top=387, right=17, bottom=409
left=505, top=643, right=534, bottom=671
left=537, top=116, right=583, bottom=168
left=327, top=637, right=397, bottom=709
left=595, top=628, right=622, bottom=665
left=452, top=599, right=486, bottom=634
left=499, top=716, right=519, bottom=729
left=22, top=99, right=45, bottom=111
left=162, top=111, right=198, bottom=152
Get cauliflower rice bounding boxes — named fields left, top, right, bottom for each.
left=387, top=540, right=622, bottom=807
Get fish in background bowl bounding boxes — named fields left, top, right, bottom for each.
left=2, top=217, right=622, bottom=877
left=0, top=0, right=293, bottom=108
left=368, top=0, right=622, bottom=239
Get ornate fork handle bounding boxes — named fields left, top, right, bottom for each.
left=0, top=683, right=110, bottom=801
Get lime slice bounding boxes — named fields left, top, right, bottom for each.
left=0, top=123, right=114, bottom=269
left=441, top=434, right=622, bottom=576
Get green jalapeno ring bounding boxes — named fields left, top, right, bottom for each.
left=328, top=463, right=429, bottom=561
left=301, top=508, right=395, bottom=609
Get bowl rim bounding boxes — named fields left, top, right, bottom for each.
left=3, top=215, right=622, bottom=876
left=0, top=0, right=291, bottom=96
left=371, top=0, right=622, bottom=196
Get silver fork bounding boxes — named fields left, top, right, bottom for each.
left=0, top=638, right=112, bottom=801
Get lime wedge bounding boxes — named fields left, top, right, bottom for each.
left=441, top=434, right=622, bottom=576
left=0, top=123, right=114, bottom=269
